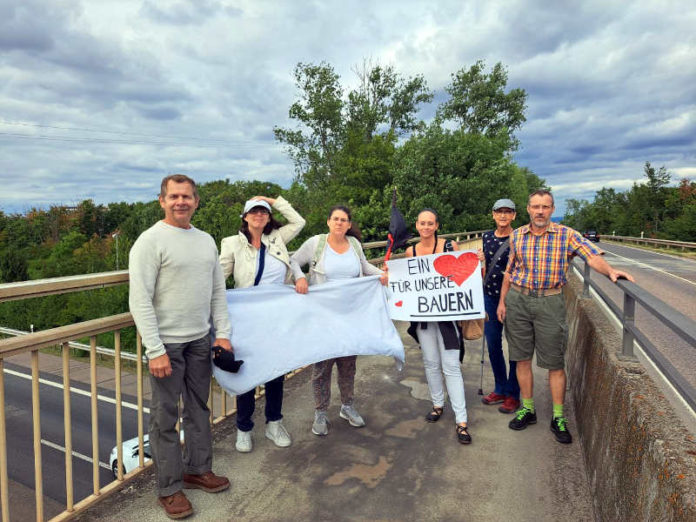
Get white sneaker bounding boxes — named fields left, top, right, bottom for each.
left=265, top=420, right=292, bottom=447
left=235, top=430, right=252, bottom=453
left=339, top=404, right=366, bottom=427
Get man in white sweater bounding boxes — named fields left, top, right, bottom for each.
left=129, top=174, right=232, bottom=520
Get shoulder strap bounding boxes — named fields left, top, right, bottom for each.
left=312, top=234, right=328, bottom=268
left=412, top=244, right=417, bottom=256
left=253, top=243, right=267, bottom=286
left=348, top=236, right=361, bottom=257
left=443, top=239, right=454, bottom=252
left=482, top=238, right=509, bottom=287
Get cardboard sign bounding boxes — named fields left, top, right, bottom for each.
left=387, top=251, right=485, bottom=321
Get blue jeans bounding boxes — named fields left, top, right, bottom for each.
left=484, top=294, right=519, bottom=399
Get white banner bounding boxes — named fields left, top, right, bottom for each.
left=213, top=276, right=404, bottom=396
left=387, top=251, right=485, bottom=321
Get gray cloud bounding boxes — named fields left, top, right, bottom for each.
left=0, top=0, right=694, bottom=216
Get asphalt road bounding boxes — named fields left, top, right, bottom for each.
left=577, top=240, right=696, bottom=393
left=3, top=361, right=148, bottom=520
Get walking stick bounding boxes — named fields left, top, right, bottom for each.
left=478, top=334, right=486, bottom=395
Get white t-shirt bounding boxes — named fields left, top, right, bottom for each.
left=258, top=250, right=287, bottom=285
left=324, top=244, right=360, bottom=281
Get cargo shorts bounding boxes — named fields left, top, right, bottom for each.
left=503, top=288, right=568, bottom=370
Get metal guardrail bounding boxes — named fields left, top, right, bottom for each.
left=604, top=235, right=696, bottom=251
left=573, top=258, right=696, bottom=412
left=361, top=230, right=486, bottom=250
left=0, top=326, right=143, bottom=362
left=0, top=270, right=130, bottom=303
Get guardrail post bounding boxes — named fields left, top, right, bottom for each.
left=620, top=293, right=637, bottom=360
left=582, top=261, right=591, bottom=298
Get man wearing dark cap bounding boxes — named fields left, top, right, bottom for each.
left=498, top=189, right=633, bottom=444
left=480, top=198, right=520, bottom=414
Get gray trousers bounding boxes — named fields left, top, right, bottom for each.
left=149, top=335, right=213, bottom=497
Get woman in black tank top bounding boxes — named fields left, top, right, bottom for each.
left=405, top=209, right=471, bottom=444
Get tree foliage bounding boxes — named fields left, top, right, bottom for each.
left=437, top=61, right=527, bottom=150
left=563, top=163, right=695, bottom=241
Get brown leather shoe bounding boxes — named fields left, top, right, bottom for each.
left=158, top=491, right=193, bottom=519
left=182, top=471, right=230, bottom=493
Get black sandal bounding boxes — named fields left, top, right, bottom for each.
left=425, top=406, right=444, bottom=423
left=456, top=424, right=472, bottom=444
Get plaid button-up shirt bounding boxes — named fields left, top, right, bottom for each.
left=506, top=222, right=600, bottom=289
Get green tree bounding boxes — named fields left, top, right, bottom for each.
left=273, top=62, right=344, bottom=188
left=437, top=61, right=527, bottom=150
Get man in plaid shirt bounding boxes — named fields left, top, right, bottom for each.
left=497, top=189, right=634, bottom=443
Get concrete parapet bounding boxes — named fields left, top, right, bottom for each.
left=564, top=275, right=696, bottom=521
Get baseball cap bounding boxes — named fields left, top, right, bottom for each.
left=241, top=199, right=272, bottom=217
left=492, top=198, right=516, bottom=211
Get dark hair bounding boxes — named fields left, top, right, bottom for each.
left=240, top=211, right=282, bottom=243
left=416, top=208, right=441, bottom=244
left=417, top=208, right=440, bottom=224
left=528, top=189, right=554, bottom=206
left=160, top=174, right=198, bottom=199
left=328, top=205, right=362, bottom=241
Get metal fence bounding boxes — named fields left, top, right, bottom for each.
left=603, top=235, right=696, bottom=251
left=573, top=258, right=696, bottom=412
left=0, top=295, right=302, bottom=521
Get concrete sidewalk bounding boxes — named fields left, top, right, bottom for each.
left=80, top=323, right=594, bottom=521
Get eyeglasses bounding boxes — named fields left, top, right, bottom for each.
left=493, top=209, right=515, bottom=215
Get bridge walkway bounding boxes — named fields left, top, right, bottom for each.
left=80, top=322, right=595, bottom=521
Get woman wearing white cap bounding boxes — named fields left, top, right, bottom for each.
left=219, top=195, right=305, bottom=453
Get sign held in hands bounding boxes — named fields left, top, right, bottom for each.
left=387, top=251, right=485, bottom=322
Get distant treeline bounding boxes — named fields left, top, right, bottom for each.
left=563, top=162, right=696, bottom=241
left=0, top=60, right=547, bottom=350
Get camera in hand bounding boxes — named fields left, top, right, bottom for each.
left=212, top=345, right=244, bottom=373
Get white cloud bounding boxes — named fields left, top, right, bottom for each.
left=0, top=0, right=694, bottom=216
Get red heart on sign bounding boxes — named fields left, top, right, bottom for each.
left=433, top=253, right=479, bottom=286
left=395, top=300, right=403, bottom=307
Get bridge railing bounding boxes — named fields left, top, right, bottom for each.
left=0, top=294, right=306, bottom=521
left=573, top=258, right=696, bottom=412
left=603, top=235, right=696, bottom=251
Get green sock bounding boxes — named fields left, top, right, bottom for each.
left=522, top=398, right=535, bottom=413
left=553, top=403, right=564, bottom=418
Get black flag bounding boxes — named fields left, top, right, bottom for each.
left=386, top=188, right=410, bottom=260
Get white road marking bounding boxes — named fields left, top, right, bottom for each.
left=3, top=368, right=150, bottom=413
left=603, top=240, right=696, bottom=262
left=40, top=438, right=112, bottom=470
left=602, top=249, right=696, bottom=287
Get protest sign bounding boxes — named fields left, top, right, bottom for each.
left=387, top=251, right=485, bottom=321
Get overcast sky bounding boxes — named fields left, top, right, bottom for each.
left=1, top=0, right=694, bottom=216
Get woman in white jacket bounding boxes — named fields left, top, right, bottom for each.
left=219, top=195, right=305, bottom=453
left=291, top=205, right=386, bottom=436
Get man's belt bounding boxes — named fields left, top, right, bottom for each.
left=511, top=284, right=563, bottom=297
